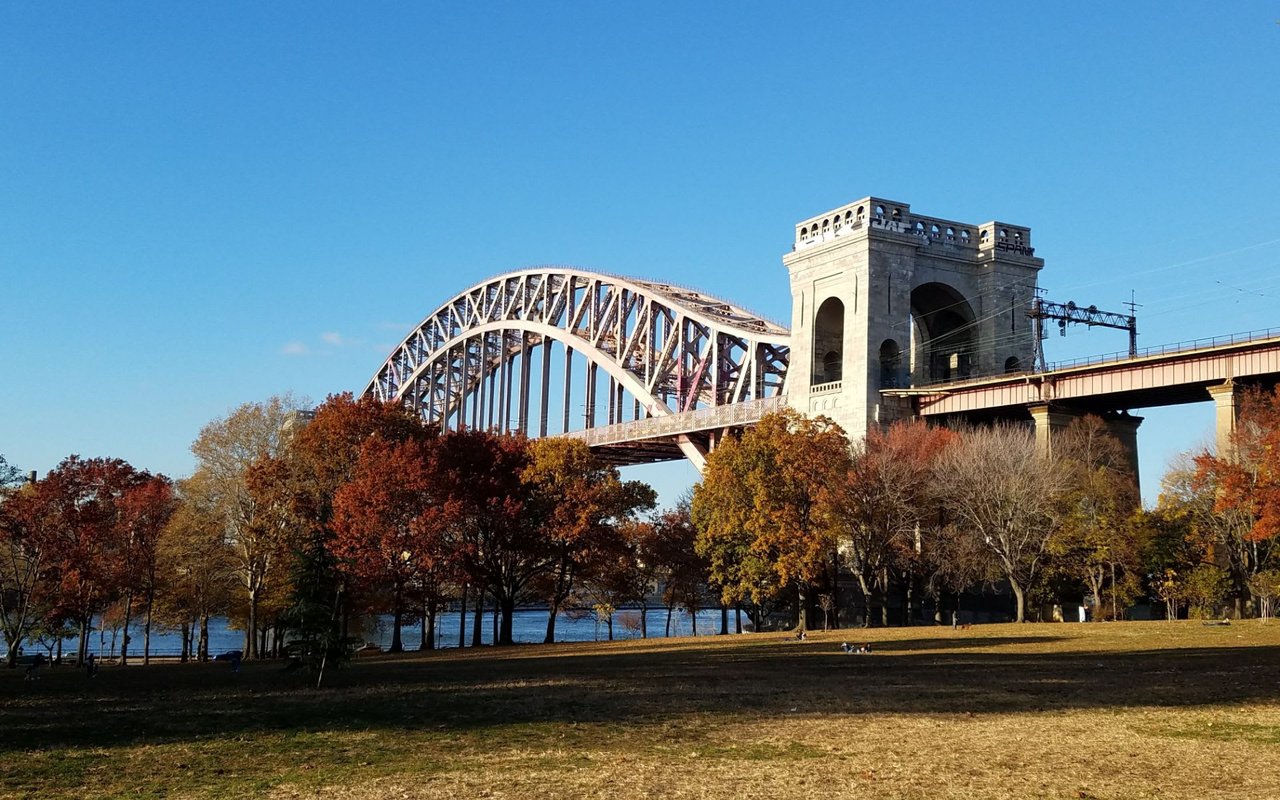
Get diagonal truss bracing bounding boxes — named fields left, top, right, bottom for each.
left=364, top=267, right=791, bottom=465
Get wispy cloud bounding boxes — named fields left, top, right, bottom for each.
left=280, top=330, right=376, bottom=358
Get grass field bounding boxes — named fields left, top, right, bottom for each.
left=3, top=621, right=1280, bottom=799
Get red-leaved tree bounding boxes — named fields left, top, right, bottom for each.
left=332, top=436, right=457, bottom=652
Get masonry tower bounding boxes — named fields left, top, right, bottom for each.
left=783, top=196, right=1044, bottom=440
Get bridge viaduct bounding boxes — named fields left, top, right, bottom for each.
left=366, top=196, right=1280, bottom=473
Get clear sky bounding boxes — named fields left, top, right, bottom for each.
left=2, top=3, right=1278, bottom=506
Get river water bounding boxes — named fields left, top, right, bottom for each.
left=8, top=607, right=735, bottom=659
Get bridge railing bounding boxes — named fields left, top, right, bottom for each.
left=1044, top=325, right=1280, bottom=372
left=899, top=326, right=1280, bottom=392
left=565, top=395, right=785, bottom=447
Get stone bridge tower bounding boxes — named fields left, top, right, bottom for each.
left=783, top=196, right=1044, bottom=441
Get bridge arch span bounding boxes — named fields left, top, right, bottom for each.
left=365, top=267, right=791, bottom=466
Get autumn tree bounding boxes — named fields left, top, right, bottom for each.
left=37, top=456, right=144, bottom=665
left=155, top=473, right=236, bottom=660
left=190, top=394, right=304, bottom=658
left=431, top=429, right=539, bottom=646
left=1248, top=570, right=1280, bottom=621
left=691, top=434, right=777, bottom=620
left=693, top=409, right=850, bottom=630
left=331, top=436, right=453, bottom=652
left=654, top=501, right=711, bottom=635
left=1, top=464, right=58, bottom=667
left=830, top=420, right=957, bottom=626
left=603, top=518, right=667, bottom=638
left=115, top=474, right=176, bottom=664
left=1182, top=563, right=1230, bottom=618
left=924, top=515, right=1000, bottom=624
left=1192, top=386, right=1280, bottom=613
left=523, top=438, right=655, bottom=644
left=269, top=393, right=434, bottom=649
left=1148, top=455, right=1215, bottom=572
left=935, top=424, right=1068, bottom=623
left=581, top=527, right=646, bottom=641
left=1049, top=415, right=1142, bottom=621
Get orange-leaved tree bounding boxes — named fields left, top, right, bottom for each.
left=523, top=438, right=655, bottom=644
left=115, top=474, right=176, bottom=664
left=693, top=408, right=850, bottom=631
left=265, top=392, right=434, bottom=656
left=1192, top=385, right=1280, bottom=613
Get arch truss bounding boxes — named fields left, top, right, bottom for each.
left=365, top=267, right=790, bottom=467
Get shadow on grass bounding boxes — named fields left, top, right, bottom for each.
left=2, top=629, right=1277, bottom=754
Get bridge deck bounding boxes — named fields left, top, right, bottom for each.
left=563, top=396, right=784, bottom=465
left=888, top=332, right=1280, bottom=417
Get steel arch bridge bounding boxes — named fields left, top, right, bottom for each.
left=365, top=267, right=791, bottom=469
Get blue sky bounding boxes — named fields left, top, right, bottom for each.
left=2, top=3, right=1278, bottom=506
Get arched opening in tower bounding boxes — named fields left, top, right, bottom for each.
left=812, top=297, right=844, bottom=385
left=879, top=339, right=904, bottom=389
left=910, top=282, right=977, bottom=384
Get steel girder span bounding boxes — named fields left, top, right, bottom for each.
left=364, top=267, right=791, bottom=470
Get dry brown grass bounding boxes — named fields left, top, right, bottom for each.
left=3, top=621, right=1280, bottom=799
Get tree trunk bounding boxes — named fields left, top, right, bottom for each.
left=856, top=575, right=873, bottom=628
left=180, top=621, right=190, bottom=662
left=143, top=592, right=154, bottom=665
left=665, top=604, right=673, bottom=637
left=77, top=616, right=89, bottom=667
left=640, top=599, right=648, bottom=639
left=735, top=604, right=743, bottom=634
left=425, top=606, right=436, bottom=650
left=880, top=568, right=890, bottom=627
left=5, top=639, right=19, bottom=668
left=389, top=587, right=404, bottom=653
left=691, top=607, right=698, bottom=636
left=121, top=592, right=134, bottom=666
left=471, top=585, right=484, bottom=646
left=606, top=613, right=613, bottom=641
left=1011, top=579, right=1026, bottom=623
left=499, top=596, right=515, bottom=646
left=491, top=601, right=498, bottom=644
left=719, top=603, right=729, bottom=635
left=795, top=584, right=808, bottom=631
left=420, top=602, right=429, bottom=651
left=458, top=584, right=468, bottom=648
left=246, top=589, right=258, bottom=659
left=1087, top=573, right=1104, bottom=623
left=904, top=575, right=914, bottom=627
left=1109, top=562, right=1118, bottom=621
left=199, top=614, right=210, bottom=661
left=544, top=600, right=559, bottom=644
